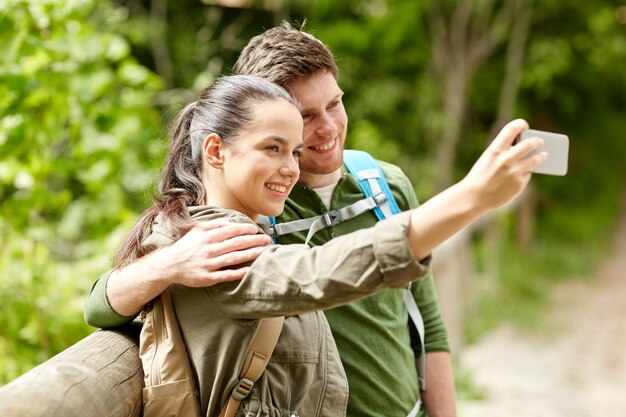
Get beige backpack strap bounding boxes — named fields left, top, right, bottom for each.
left=219, top=316, right=284, bottom=417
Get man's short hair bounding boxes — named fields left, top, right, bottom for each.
left=233, top=21, right=339, bottom=87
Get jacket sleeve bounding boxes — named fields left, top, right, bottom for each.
left=203, top=211, right=430, bottom=319
left=84, top=270, right=137, bottom=328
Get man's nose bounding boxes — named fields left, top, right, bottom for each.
left=314, top=112, right=337, bottom=138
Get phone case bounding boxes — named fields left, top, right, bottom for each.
left=520, top=129, right=569, bottom=176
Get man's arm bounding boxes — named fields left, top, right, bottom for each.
left=409, top=272, right=456, bottom=416
left=421, top=352, right=457, bottom=417
left=381, top=137, right=457, bottom=417
left=84, top=220, right=270, bottom=327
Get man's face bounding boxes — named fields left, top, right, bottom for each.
left=286, top=71, right=348, bottom=183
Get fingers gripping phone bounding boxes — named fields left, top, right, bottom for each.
left=516, top=129, right=569, bottom=176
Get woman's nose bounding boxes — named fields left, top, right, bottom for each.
left=280, top=157, right=299, bottom=178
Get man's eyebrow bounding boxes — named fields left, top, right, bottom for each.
left=299, top=92, right=344, bottom=113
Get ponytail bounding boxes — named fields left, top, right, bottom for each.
left=113, top=102, right=204, bottom=268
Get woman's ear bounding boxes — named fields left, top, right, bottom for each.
left=203, top=133, right=225, bottom=169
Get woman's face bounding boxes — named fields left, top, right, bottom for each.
left=219, top=99, right=304, bottom=221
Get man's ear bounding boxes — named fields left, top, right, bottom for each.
left=203, top=133, right=225, bottom=168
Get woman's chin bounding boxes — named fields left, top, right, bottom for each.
left=261, top=205, right=285, bottom=218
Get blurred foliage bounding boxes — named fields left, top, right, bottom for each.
left=1, top=0, right=625, bottom=390
left=0, top=0, right=163, bottom=383
left=464, top=1, right=626, bottom=339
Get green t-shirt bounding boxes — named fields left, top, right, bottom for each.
left=274, top=159, right=449, bottom=417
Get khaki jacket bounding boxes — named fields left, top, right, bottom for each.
left=142, top=207, right=429, bottom=417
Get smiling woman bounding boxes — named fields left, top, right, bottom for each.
left=111, top=75, right=302, bottom=266
left=203, top=99, right=304, bottom=221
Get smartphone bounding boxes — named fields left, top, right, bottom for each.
left=516, top=129, right=569, bottom=176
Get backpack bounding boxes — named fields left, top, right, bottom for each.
left=140, top=289, right=284, bottom=417
left=139, top=287, right=202, bottom=417
left=261, top=150, right=427, bottom=415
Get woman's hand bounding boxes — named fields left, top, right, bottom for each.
left=461, top=119, right=546, bottom=212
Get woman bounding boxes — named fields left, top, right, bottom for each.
left=114, top=75, right=544, bottom=417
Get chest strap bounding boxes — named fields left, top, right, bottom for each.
left=261, top=150, right=400, bottom=244
left=262, top=192, right=388, bottom=245
left=219, top=316, right=284, bottom=417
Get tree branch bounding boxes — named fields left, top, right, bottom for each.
left=150, top=0, right=173, bottom=88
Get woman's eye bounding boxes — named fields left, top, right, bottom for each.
left=293, top=149, right=303, bottom=158
left=266, top=145, right=279, bottom=152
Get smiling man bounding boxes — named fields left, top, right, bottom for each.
left=230, top=23, right=456, bottom=417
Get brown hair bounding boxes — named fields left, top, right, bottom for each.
left=113, top=75, right=296, bottom=267
left=232, top=21, right=339, bottom=87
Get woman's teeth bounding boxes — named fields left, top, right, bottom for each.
left=266, top=183, right=287, bottom=193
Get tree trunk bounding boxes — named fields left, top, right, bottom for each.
left=427, top=0, right=522, bottom=190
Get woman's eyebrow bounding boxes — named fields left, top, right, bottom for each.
left=264, top=136, right=305, bottom=150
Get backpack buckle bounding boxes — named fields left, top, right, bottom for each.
left=321, top=210, right=343, bottom=227
left=373, top=192, right=387, bottom=206
left=267, top=224, right=278, bottom=238
left=232, top=377, right=254, bottom=400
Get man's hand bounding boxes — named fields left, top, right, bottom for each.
left=158, top=220, right=272, bottom=287
left=107, top=219, right=271, bottom=317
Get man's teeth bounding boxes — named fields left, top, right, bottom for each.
left=266, top=183, right=287, bottom=193
left=311, top=140, right=334, bottom=151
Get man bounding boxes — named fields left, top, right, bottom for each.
left=85, top=23, right=456, bottom=417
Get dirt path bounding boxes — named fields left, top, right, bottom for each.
left=458, top=210, right=626, bottom=417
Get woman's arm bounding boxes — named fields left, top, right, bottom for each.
left=204, top=120, right=545, bottom=318
left=407, top=119, right=544, bottom=260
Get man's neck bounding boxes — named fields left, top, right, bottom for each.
left=297, top=168, right=343, bottom=189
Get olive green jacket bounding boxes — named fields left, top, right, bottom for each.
left=146, top=206, right=429, bottom=417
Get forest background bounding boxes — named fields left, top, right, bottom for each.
left=1, top=0, right=625, bottom=391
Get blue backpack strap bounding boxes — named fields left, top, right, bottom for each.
left=342, top=150, right=400, bottom=220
